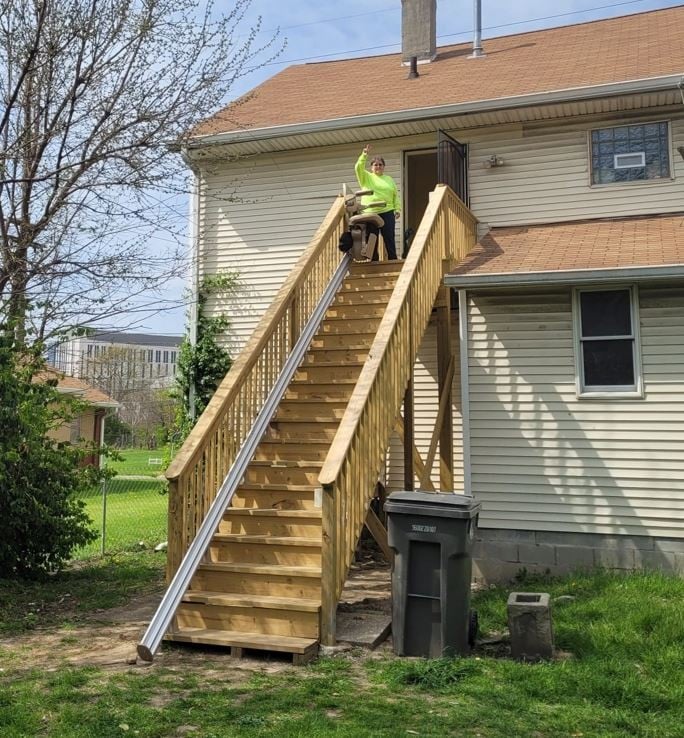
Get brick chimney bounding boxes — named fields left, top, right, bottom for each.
left=401, top=0, right=437, bottom=63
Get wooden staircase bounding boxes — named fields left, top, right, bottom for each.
left=165, top=261, right=403, bottom=661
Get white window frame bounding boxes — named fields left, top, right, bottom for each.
left=588, top=120, right=673, bottom=188
left=572, top=285, right=643, bottom=399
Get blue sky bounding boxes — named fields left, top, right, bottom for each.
left=141, top=0, right=680, bottom=336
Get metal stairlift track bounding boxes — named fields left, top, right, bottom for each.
left=137, top=255, right=351, bottom=662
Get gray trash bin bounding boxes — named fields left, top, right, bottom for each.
left=385, top=491, right=481, bottom=658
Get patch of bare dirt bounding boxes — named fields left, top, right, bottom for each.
left=0, top=551, right=395, bottom=679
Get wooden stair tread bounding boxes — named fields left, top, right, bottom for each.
left=237, top=482, right=316, bottom=492
left=183, top=591, right=321, bottom=611
left=199, top=561, right=321, bottom=577
left=167, top=628, right=319, bottom=655
left=226, top=508, right=322, bottom=518
left=248, top=459, right=324, bottom=469
left=213, top=533, right=321, bottom=546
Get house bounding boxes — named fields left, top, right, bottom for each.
left=43, top=370, right=119, bottom=466
left=139, top=5, right=684, bottom=660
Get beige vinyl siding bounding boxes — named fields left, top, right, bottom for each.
left=467, top=285, right=684, bottom=538
left=386, top=317, right=464, bottom=492
left=466, top=111, right=684, bottom=226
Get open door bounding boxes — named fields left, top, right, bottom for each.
left=437, top=130, right=468, bottom=205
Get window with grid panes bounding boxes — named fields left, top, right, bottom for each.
left=590, top=122, right=670, bottom=185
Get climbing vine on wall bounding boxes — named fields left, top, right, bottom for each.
left=174, top=271, right=239, bottom=436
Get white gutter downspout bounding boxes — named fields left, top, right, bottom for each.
left=458, top=289, right=472, bottom=496
left=182, top=152, right=201, bottom=421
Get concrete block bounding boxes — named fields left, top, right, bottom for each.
left=473, top=540, right=519, bottom=563
left=518, top=543, right=556, bottom=567
left=473, top=559, right=547, bottom=585
left=535, top=531, right=601, bottom=548
left=635, top=550, right=677, bottom=572
left=654, top=538, right=684, bottom=555
left=675, top=554, right=684, bottom=576
left=555, top=546, right=594, bottom=571
left=507, top=592, right=554, bottom=661
left=477, top=529, right=536, bottom=544
left=593, top=547, right=635, bottom=570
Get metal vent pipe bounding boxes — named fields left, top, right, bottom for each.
left=469, top=0, right=485, bottom=58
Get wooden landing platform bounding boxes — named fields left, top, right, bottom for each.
left=166, top=628, right=319, bottom=665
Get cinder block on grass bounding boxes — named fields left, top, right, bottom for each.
left=507, top=592, right=554, bottom=662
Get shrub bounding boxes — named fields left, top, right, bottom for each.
left=0, top=334, right=101, bottom=577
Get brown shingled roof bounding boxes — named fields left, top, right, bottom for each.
left=195, top=7, right=684, bottom=137
left=38, top=368, right=119, bottom=407
left=445, top=214, right=684, bottom=286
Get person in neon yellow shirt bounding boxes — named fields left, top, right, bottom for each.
left=354, top=144, right=401, bottom=260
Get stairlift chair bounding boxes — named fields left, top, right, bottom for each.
left=344, top=189, right=386, bottom=262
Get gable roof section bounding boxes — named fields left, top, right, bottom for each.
left=194, top=7, right=684, bottom=141
left=39, top=368, right=119, bottom=408
left=444, top=214, right=684, bottom=288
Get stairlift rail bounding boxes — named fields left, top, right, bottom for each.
left=137, top=254, right=351, bottom=662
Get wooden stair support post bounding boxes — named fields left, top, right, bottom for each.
left=394, top=416, right=436, bottom=493
left=436, top=284, right=455, bottom=491
left=364, top=506, right=393, bottom=562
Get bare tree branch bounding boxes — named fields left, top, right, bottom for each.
left=0, top=0, right=281, bottom=343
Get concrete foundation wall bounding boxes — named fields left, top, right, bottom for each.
left=473, top=528, right=684, bottom=583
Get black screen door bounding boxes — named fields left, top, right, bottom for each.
left=437, top=130, right=468, bottom=205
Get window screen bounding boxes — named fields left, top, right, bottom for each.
left=577, top=288, right=638, bottom=391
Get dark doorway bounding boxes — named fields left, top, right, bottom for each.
left=404, top=149, right=437, bottom=257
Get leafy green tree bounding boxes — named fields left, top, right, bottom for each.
left=174, top=272, right=238, bottom=435
left=0, top=335, right=103, bottom=577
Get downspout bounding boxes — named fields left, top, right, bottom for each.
left=181, top=150, right=201, bottom=422
left=469, top=0, right=485, bottom=58
left=458, top=290, right=472, bottom=496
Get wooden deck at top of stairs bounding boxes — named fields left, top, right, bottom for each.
left=167, top=261, right=402, bottom=662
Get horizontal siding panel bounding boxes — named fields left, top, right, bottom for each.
left=475, top=484, right=684, bottom=501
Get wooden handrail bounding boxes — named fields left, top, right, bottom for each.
left=318, top=185, right=478, bottom=644
left=165, top=196, right=346, bottom=577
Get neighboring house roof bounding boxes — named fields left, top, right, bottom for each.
left=444, top=214, right=684, bottom=288
left=39, top=368, right=119, bottom=408
left=86, top=331, right=182, bottom=347
left=193, top=7, right=684, bottom=142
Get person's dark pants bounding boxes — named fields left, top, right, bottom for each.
left=367, top=211, right=397, bottom=260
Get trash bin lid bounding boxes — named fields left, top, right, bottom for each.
left=385, top=491, right=481, bottom=519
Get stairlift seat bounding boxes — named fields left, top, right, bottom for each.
left=349, top=212, right=385, bottom=228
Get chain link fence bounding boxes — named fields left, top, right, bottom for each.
left=75, top=448, right=172, bottom=558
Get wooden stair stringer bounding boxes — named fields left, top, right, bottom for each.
left=167, top=263, right=402, bottom=660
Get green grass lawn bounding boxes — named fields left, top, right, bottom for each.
left=108, top=447, right=171, bottom=477
left=1, top=562, right=683, bottom=737
left=75, top=479, right=168, bottom=558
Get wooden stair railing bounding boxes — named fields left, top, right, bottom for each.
left=165, top=196, right=345, bottom=577
left=317, top=185, right=477, bottom=645
left=137, top=197, right=346, bottom=659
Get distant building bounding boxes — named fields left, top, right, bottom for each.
left=47, top=331, right=183, bottom=391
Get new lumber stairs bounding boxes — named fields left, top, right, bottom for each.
left=166, top=260, right=402, bottom=662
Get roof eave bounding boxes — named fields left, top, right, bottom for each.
left=186, top=73, right=684, bottom=149
left=444, top=264, right=684, bottom=290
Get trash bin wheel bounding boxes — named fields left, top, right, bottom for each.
left=468, top=609, right=479, bottom=648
